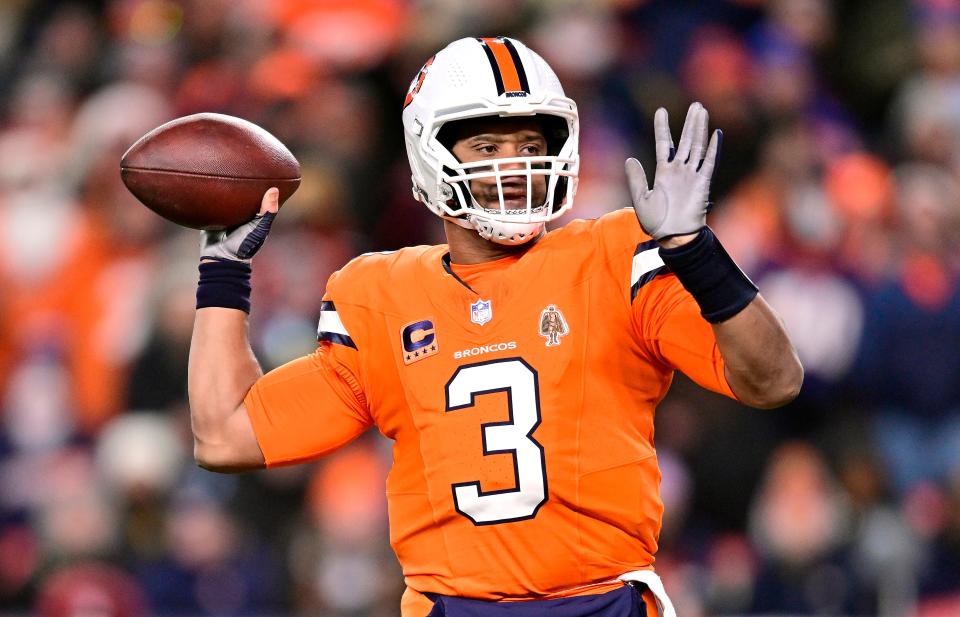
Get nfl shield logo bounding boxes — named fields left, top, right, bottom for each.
left=470, top=299, right=493, bottom=326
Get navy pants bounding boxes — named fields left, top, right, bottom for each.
left=426, top=584, right=647, bottom=617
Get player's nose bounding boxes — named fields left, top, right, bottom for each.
left=497, top=141, right=529, bottom=163
left=496, top=153, right=528, bottom=178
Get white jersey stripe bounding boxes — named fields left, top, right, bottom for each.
left=317, top=309, right=350, bottom=338
left=631, top=246, right=665, bottom=288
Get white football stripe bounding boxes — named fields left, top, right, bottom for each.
left=317, top=310, right=350, bottom=337
left=631, top=246, right=665, bottom=287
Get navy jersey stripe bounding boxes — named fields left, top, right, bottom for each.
left=631, top=265, right=670, bottom=301
left=634, top=239, right=659, bottom=255
left=441, top=253, right=477, bottom=293
left=318, top=331, right=357, bottom=349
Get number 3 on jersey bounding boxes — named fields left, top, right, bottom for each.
left=445, top=358, right=548, bottom=525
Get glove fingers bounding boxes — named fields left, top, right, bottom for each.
left=689, top=106, right=709, bottom=166
left=627, top=158, right=669, bottom=237
left=625, top=157, right=650, bottom=199
left=674, top=102, right=701, bottom=164
left=653, top=108, right=674, bottom=163
left=236, top=212, right=277, bottom=260
left=698, top=129, right=723, bottom=179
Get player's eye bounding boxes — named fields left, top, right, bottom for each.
left=474, top=144, right=497, bottom=155
left=520, top=143, right=544, bottom=156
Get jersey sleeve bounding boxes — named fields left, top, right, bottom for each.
left=630, top=246, right=738, bottom=400
left=244, top=272, right=373, bottom=467
left=589, top=209, right=735, bottom=398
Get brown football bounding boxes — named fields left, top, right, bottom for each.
left=120, top=113, right=301, bottom=230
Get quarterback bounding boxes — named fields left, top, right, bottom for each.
left=189, top=37, right=803, bottom=617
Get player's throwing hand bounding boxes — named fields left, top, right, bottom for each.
left=625, top=102, right=722, bottom=241
left=201, top=187, right=280, bottom=263
left=195, top=187, right=279, bottom=314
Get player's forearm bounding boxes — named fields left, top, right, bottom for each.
left=188, top=307, right=263, bottom=453
left=713, top=296, right=803, bottom=408
left=652, top=226, right=802, bottom=407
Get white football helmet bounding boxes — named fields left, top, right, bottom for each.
left=402, top=37, right=579, bottom=245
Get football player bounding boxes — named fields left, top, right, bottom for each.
left=189, top=37, right=803, bottom=617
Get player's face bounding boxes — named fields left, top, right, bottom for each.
left=450, top=117, right=549, bottom=211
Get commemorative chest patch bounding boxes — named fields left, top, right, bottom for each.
left=539, top=304, right=569, bottom=347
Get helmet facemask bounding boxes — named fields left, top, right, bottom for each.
left=435, top=114, right=577, bottom=245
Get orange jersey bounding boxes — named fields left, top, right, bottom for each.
left=244, top=208, right=736, bottom=606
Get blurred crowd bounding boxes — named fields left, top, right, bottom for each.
left=1, top=0, right=959, bottom=616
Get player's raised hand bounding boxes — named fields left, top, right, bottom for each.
left=625, top=102, right=722, bottom=242
left=201, top=188, right=280, bottom=262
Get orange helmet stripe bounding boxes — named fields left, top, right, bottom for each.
left=478, top=37, right=530, bottom=95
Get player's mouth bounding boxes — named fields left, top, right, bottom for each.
left=500, top=188, right=528, bottom=202
left=487, top=194, right=533, bottom=210
left=500, top=178, right=527, bottom=193
left=475, top=179, right=545, bottom=209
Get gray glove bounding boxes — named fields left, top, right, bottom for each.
left=200, top=188, right=278, bottom=262
left=626, top=102, right=722, bottom=240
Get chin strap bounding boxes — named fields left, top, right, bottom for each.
left=471, top=216, right=545, bottom=245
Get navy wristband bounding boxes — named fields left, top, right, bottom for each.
left=196, top=259, right=252, bottom=313
left=659, top=227, right=758, bottom=323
